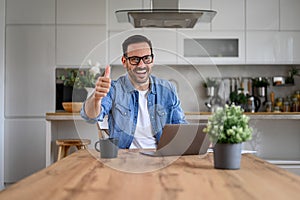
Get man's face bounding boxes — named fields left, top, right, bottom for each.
left=122, top=42, right=153, bottom=89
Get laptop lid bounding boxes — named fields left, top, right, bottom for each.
left=141, top=123, right=211, bottom=157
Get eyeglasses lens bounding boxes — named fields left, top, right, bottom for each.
left=127, top=55, right=153, bottom=65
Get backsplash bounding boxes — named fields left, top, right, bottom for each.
left=110, top=65, right=300, bottom=112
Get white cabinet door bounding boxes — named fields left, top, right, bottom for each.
left=56, top=25, right=107, bottom=66
left=4, top=119, right=46, bottom=183
left=280, top=0, right=300, bottom=30
left=177, top=30, right=245, bottom=65
left=143, top=29, right=177, bottom=65
left=246, top=31, right=300, bottom=64
left=5, top=25, right=55, bottom=117
left=6, top=0, right=55, bottom=24
left=57, top=0, right=106, bottom=25
left=179, top=0, right=211, bottom=30
left=108, top=0, right=143, bottom=31
left=211, top=0, right=245, bottom=31
left=108, top=29, right=177, bottom=65
left=246, top=0, right=279, bottom=30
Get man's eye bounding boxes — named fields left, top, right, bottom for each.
left=144, top=55, right=151, bottom=60
left=130, top=57, right=139, bottom=63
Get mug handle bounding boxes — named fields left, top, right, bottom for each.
left=94, top=141, right=101, bottom=152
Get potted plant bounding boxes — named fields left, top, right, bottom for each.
left=202, top=78, right=219, bottom=97
left=229, top=88, right=247, bottom=108
left=57, top=61, right=102, bottom=102
left=286, top=66, right=299, bottom=85
left=203, top=104, right=252, bottom=169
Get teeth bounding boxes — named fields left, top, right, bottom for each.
left=136, top=70, right=146, bottom=74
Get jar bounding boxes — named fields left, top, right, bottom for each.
left=276, top=97, right=283, bottom=111
left=274, top=106, right=281, bottom=113
left=265, top=101, right=272, bottom=112
left=291, top=98, right=299, bottom=112
left=283, top=101, right=290, bottom=112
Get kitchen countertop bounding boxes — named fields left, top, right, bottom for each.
left=46, top=111, right=300, bottom=121
left=1, top=149, right=299, bottom=200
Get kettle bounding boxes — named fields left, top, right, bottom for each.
left=247, top=96, right=261, bottom=112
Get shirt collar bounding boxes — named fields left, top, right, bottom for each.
left=124, top=74, right=156, bottom=94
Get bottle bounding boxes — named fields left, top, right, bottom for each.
left=295, top=90, right=300, bottom=102
left=270, top=91, right=275, bottom=107
left=283, top=101, right=290, bottom=112
left=291, top=98, right=299, bottom=112
left=265, top=101, right=272, bottom=112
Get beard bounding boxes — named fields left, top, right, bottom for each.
left=127, top=66, right=151, bottom=86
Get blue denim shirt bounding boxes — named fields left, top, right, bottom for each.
left=81, top=74, right=187, bottom=149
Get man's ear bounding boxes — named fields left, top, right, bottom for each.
left=121, top=56, right=127, bottom=68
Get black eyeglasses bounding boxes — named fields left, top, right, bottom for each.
left=124, top=54, right=154, bottom=65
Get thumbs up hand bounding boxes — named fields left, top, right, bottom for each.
left=94, top=65, right=111, bottom=101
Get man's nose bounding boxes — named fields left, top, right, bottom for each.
left=136, top=59, right=145, bottom=67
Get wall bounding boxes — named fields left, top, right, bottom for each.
left=0, top=0, right=5, bottom=190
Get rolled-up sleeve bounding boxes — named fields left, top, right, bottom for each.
left=80, top=102, right=102, bottom=124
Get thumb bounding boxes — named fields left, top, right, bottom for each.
left=104, top=65, right=110, bottom=78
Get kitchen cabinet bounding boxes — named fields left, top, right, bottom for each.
left=211, top=0, right=245, bottom=31
left=6, top=0, right=55, bottom=24
left=108, top=29, right=177, bottom=65
left=177, top=30, right=245, bottom=64
left=179, top=0, right=211, bottom=31
left=143, top=29, right=178, bottom=65
left=4, top=119, right=46, bottom=183
left=107, top=0, right=143, bottom=31
left=246, top=31, right=300, bottom=64
left=280, top=0, right=300, bottom=30
left=5, top=25, right=55, bottom=117
left=56, top=25, right=107, bottom=66
left=57, top=0, right=106, bottom=25
left=246, top=0, right=279, bottom=31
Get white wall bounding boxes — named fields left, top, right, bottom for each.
left=0, top=0, right=5, bottom=191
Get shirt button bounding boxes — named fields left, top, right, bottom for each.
left=151, top=116, right=154, bottom=119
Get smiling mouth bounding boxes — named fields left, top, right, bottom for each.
left=135, top=69, right=147, bottom=74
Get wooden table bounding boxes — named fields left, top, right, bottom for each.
left=1, top=149, right=300, bottom=200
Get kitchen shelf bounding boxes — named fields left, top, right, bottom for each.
left=185, top=112, right=300, bottom=120
left=46, top=112, right=300, bottom=121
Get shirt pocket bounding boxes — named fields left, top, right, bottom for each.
left=112, top=103, right=131, bottom=133
left=155, top=107, right=168, bottom=132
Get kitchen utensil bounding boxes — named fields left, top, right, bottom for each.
left=247, top=97, right=255, bottom=113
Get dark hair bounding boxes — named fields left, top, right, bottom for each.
left=122, top=35, right=152, bottom=56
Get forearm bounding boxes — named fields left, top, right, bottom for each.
left=84, top=96, right=101, bottom=119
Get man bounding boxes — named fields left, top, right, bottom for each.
left=81, top=35, right=186, bottom=149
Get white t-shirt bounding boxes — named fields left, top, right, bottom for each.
left=129, top=90, right=156, bottom=149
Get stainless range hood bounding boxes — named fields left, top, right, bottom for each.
left=115, top=0, right=217, bottom=28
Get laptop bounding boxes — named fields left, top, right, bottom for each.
left=140, top=123, right=211, bottom=157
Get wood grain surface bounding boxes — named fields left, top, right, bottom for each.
left=1, top=149, right=300, bottom=200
